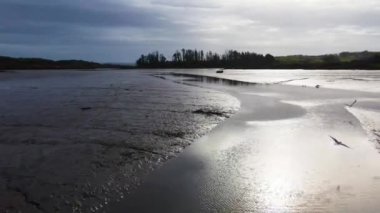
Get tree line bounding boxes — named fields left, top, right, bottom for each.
left=136, top=49, right=275, bottom=68
left=136, top=49, right=380, bottom=69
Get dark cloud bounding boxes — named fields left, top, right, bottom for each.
left=0, top=1, right=163, bottom=29
left=0, top=0, right=174, bottom=61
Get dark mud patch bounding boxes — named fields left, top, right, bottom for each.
left=5, top=185, right=44, bottom=213
left=193, top=107, right=232, bottom=118
left=169, top=73, right=256, bottom=86
left=151, top=75, right=166, bottom=80
left=153, top=130, right=186, bottom=138
left=272, top=78, right=309, bottom=84
left=373, top=129, right=380, bottom=144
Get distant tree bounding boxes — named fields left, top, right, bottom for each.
left=264, top=54, right=275, bottom=63
left=322, top=54, right=340, bottom=64
left=172, top=50, right=181, bottom=62
left=159, top=54, right=166, bottom=63
left=136, top=51, right=166, bottom=67
left=181, top=49, right=185, bottom=62
left=136, top=54, right=146, bottom=66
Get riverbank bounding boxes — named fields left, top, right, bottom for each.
left=0, top=70, right=239, bottom=212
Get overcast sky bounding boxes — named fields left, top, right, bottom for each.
left=1, top=0, right=380, bottom=62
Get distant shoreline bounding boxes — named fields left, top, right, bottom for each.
left=2, top=50, right=380, bottom=70
left=3, top=67, right=380, bottom=71
left=2, top=66, right=380, bottom=71
left=0, top=55, right=134, bottom=70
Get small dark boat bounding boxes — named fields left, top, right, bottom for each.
left=216, top=69, right=224, bottom=73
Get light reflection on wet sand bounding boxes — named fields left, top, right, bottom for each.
left=168, top=69, right=380, bottom=93
left=111, top=71, right=380, bottom=212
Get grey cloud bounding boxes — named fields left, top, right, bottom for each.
left=232, top=3, right=380, bottom=29
left=0, top=0, right=379, bottom=62
left=151, top=0, right=220, bottom=9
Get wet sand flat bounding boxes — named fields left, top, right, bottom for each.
left=0, top=70, right=239, bottom=212
left=110, top=71, right=380, bottom=212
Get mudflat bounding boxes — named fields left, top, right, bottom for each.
left=0, top=70, right=239, bottom=212
left=2, top=69, right=380, bottom=212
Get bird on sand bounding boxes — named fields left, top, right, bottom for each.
left=329, top=136, right=351, bottom=149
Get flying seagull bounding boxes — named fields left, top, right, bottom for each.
left=329, top=136, right=351, bottom=149
left=345, top=99, right=357, bottom=107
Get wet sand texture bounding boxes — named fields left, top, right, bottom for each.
left=0, top=70, right=239, bottom=212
